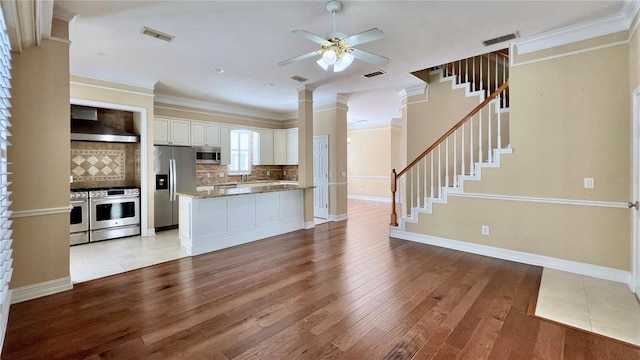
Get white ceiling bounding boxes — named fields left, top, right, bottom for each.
left=56, top=0, right=625, bottom=125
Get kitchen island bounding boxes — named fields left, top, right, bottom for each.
left=177, top=184, right=312, bottom=256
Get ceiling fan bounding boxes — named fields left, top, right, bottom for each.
left=278, top=0, right=389, bottom=73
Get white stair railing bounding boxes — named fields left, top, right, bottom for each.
left=390, top=81, right=509, bottom=226
left=441, top=51, right=509, bottom=108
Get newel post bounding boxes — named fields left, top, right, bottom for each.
left=390, top=169, right=398, bottom=226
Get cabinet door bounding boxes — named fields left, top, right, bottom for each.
left=154, top=118, right=170, bottom=145
left=190, top=121, right=206, bottom=146
left=273, top=129, right=287, bottom=165
left=171, top=119, right=191, bottom=146
left=206, top=123, right=221, bottom=147
left=259, top=130, right=274, bottom=165
left=220, top=126, right=231, bottom=165
left=286, top=128, right=298, bottom=165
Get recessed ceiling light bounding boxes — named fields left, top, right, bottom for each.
left=213, top=68, right=224, bottom=74
left=96, top=52, right=109, bottom=56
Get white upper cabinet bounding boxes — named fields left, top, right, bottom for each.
left=190, top=121, right=207, bottom=146
left=154, top=118, right=190, bottom=146
left=191, top=122, right=221, bottom=147
left=273, top=128, right=298, bottom=165
left=287, top=128, right=298, bottom=165
left=205, top=123, right=221, bottom=147
left=154, top=118, right=170, bottom=144
left=255, top=130, right=274, bottom=165
left=170, top=119, right=191, bottom=146
left=273, top=129, right=287, bottom=165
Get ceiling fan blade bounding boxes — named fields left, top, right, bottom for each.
left=278, top=51, right=318, bottom=66
left=292, top=30, right=328, bottom=44
left=351, top=48, right=389, bottom=66
left=344, top=28, right=386, bottom=46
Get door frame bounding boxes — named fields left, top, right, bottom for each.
left=632, top=86, right=640, bottom=297
left=313, top=135, right=329, bottom=219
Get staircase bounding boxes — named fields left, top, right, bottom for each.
left=391, top=51, right=510, bottom=229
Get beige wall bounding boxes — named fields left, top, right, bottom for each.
left=407, top=73, right=483, bottom=161
left=314, top=102, right=348, bottom=217
left=9, top=36, right=70, bottom=287
left=347, top=126, right=392, bottom=200
left=404, top=38, right=632, bottom=271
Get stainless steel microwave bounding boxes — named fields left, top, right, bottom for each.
left=195, top=146, right=221, bottom=164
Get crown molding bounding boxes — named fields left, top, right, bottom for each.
left=53, top=5, right=76, bottom=22
left=515, top=1, right=640, bottom=55
left=154, top=93, right=290, bottom=121
left=405, top=83, right=428, bottom=98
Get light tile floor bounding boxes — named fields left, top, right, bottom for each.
left=70, top=229, right=188, bottom=283
left=70, top=221, right=333, bottom=283
left=536, top=268, right=640, bottom=345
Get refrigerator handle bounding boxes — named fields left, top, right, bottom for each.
left=169, top=159, right=174, bottom=201
left=171, top=159, right=177, bottom=201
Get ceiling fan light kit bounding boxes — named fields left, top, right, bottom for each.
left=278, top=0, right=389, bottom=73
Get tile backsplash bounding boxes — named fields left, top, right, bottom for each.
left=71, top=141, right=141, bottom=189
left=70, top=108, right=141, bottom=189
left=197, top=164, right=298, bottom=186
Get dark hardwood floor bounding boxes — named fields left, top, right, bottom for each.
left=3, top=200, right=640, bottom=359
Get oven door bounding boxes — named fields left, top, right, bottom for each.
left=70, top=199, right=88, bottom=233
left=90, top=196, right=140, bottom=230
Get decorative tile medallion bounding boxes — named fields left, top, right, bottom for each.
left=71, top=149, right=125, bottom=181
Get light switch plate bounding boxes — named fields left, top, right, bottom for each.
left=481, top=225, right=490, bottom=235
left=584, top=177, right=594, bottom=188
left=219, top=172, right=225, bottom=178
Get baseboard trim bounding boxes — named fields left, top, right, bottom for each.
left=389, top=229, right=631, bottom=286
left=304, top=221, right=315, bottom=229
left=11, top=277, right=73, bottom=304
left=348, top=195, right=392, bottom=203
left=329, top=214, right=348, bottom=222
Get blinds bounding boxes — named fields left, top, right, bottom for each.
left=0, top=5, right=13, bottom=355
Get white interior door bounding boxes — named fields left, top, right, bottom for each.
left=314, top=135, right=329, bottom=219
left=633, top=86, right=640, bottom=298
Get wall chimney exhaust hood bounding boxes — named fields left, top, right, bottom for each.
left=70, top=105, right=139, bottom=143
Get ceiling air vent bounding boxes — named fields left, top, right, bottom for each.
left=290, top=75, right=308, bottom=83
left=482, top=32, right=518, bottom=47
left=363, top=70, right=386, bottom=78
left=142, top=27, right=175, bottom=42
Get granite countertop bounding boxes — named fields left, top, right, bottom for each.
left=178, top=183, right=313, bottom=199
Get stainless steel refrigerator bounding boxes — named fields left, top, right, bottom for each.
left=154, top=145, right=196, bottom=230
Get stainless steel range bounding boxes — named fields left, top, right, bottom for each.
left=70, top=190, right=89, bottom=245
left=88, top=187, right=141, bottom=242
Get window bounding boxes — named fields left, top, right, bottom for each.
left=0, top=6, right=12, bottom=353
left=229, top=129, right=251, bottom=174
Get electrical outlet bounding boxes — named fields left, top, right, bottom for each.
left=219, top=172, right=225, bottom=178
left=284, top=170, right=287, bottom=176
left=584, top=177, right=594, bottom=189
left=69, top=175, right=73, bottom=183
left=481, top=225, right=490, bottom=235
left=207, top=172, right=210, bottom=178
left=267, top=171, right=270, bottom=176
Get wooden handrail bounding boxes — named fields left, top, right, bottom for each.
left=390, top=80, right=509, bottom=226
left=397, top=80, right=509, bottom=179
left=492, top=50, right=509, bottom=59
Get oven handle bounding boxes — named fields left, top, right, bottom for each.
left=70, top=200, right=87, bottom=205
left=90, top=195, right=140, bottom=203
